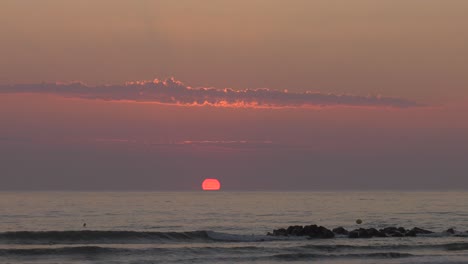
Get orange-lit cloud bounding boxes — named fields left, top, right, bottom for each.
left=0, top=78, right=421, bottom=108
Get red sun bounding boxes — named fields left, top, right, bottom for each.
left=202, top=178, right=221, bottom=191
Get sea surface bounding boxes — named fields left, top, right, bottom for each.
left=1, top=191, right=468, bottom=263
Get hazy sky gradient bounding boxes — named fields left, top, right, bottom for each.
left=1, top=0, right=468, bottom=102
left=0, top=1, right=467, bottom=190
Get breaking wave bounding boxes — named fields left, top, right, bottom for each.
left=0, top=230, right=466, bottom=245
left=0, top=230, right=277, bottom=245
left=270, top=252, right=414, bottom=260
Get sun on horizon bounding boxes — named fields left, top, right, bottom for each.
left=202, top=178, right=221, bottom=191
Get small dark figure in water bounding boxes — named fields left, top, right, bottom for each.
left=83, top=223, right=86, bottom=228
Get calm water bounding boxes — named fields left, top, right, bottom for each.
left=1, top=192, right=468, bottom=263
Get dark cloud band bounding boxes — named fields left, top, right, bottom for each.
left=0, top=78, right=420, bottom=108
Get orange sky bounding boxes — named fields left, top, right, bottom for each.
left=1, top=0, right=468, bottom=103
left=0, top=93, right=467, bottom=190
left=0, top=1, right=467, bottom=190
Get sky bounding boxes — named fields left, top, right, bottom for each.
left=0, top=0, right=467, bottom=190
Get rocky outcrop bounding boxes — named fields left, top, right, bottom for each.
left=446, top=228, right=456, bottom=234
left=332, top=227, right=349, bottom=235
left=405, top=227, right=434, bottom=237
left=268, top=225, right=334, bottom=238
left=268, top=225, right=436, bottom=239
left=348, top=226, right=434, bottom=238
left=348, top=228, right=386, bottom=238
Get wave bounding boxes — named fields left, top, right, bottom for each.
left=0, top=230, right=282, bottom=245
left=1, top=230, right=467, bottom=245
left=0, top=230, right=209, bottom=244
left=299, top=242, right=468, bottom=252
left=0, top=242, right=465, bottom=260
left=0, top=246, right=414, bottom=260
left=0, top=245, right=272, bottom=257
left=300, top=242, right=468, bottom=252
left=0, top=246, right=121, bottom=256
left=271, top=252, right=414, bottom=260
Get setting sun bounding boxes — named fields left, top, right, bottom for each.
left=202, top=178, right=221, bottom=191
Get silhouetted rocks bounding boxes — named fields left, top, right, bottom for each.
left=304, top=225, right=334, bottom=239
left=348, top=229, right=367, bottom=238
left=348, top=226, right=435, bottom=238
left=268, top=225, right=441, bottom=239
left=378, top=227, right=405, bottom=237
left=369, top=228, right=387, bottom=237
left=348, top=228, right=386, bottom=238
left=332, top=227, right=349, bottom=235
left=407, top=227, right=433, bottom=236
left=446, top=228, right=456, bottom=234
left=268, top=225, right=334, bottom=238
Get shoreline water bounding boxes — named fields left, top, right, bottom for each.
left=1, top=191, right=467, bottom=263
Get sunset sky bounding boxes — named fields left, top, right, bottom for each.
left=1, top=0, right=467, bottom=190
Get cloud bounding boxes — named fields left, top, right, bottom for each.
left=0, top=78, right=421, bottom=108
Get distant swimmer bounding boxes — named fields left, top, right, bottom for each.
left=83, top=222, right=87, bottom=228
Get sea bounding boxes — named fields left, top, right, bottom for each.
left=1, top=191, right=468, bottom=264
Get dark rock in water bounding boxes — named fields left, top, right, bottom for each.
left=380, top=227, right=398, bottom=234
left=348, top=228, right=386, bottom=238
left=405, top=230, right=417, bottom=237
left=446, top=228, right=456, bottom=234
left=368, top=228, right=386, bottom=237
left=408, top=227, right=433, bottom=236
left=332, top=227, right=349, bottom=235
left=390, top=231, right=404, bottom=237
left=306, top=225, right=334, bottom=239
left=298, top=224, right=334, bottom=238
left=380, top=227, right=406, bottom=237
left=348, top=230, right=359, bottom=238
left=269, top=225, right=438, bottom=239
left=269, top=225, right=334, bottom=238
left=397, top=227, right=407, bottom=233
left=287, top=225, right=304, bottom=236
left=348, top=228, right=371, bottom=238
left=301, top=225, right=316, bottom=236
left=270, top=228, right=288, bottom=236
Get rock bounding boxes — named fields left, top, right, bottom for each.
left=367, top=228, right=386, bottom=237
left=349, top=228, right=371, bottom=238
left=270, top=228, right=288, bottom=236
left=302, top=225, right=317, bottom=236
left=446, top=228, right=456, bottom=234
left=408, top=227, right=433, bottom=235
left=348, top=228, right=386, bottom=238
left=380, top=227, right=405, bottom=237
left=287, top=225, right=304, bottom=236
left=303, top=225, right=334, bottom=239
left=332, top=227, right=349, bottom=235
left=314, top=226, right=335, bottom=239
left=380, top=227, right=398, bottom=234
left=269, top=225, right=439, bottom=239
left=405, top=230, right=417, bottom=237
left=390, top=231, right=404, bottom=237
left=269, top=225, right=334, bottom=238
left=348, top=230, right=359, bottom=238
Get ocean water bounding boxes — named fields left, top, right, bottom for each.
left=1, top=191, right=468, bottom=263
